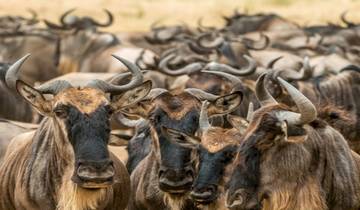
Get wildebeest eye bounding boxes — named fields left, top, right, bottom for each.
left=54, top=106, right=68, bottom=119
left=224, top=150, right=235, bottom=162
left=105, top=105, right=114, bottom=116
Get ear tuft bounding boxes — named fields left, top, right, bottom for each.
left=162, top=126, right=200, bottom=149
left=16, top=80, right=52, bottom=116
left=112, top=80, right=152, bottom=110
left=208, top=91, right=243, bottom=116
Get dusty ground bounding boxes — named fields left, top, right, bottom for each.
left=1, top=0, right=360, bottom=32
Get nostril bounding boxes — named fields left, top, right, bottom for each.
left=186, top=170, right=193, bottom=178
left=159, top=169, right=165, bottom=178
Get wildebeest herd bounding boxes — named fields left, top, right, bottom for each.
left=0, top=8, right=360, bottom=210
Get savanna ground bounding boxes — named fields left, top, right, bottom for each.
left=1, top=0, right=360, bottom=32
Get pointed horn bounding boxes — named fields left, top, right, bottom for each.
left=266, top=56, right=283, bottom=69
left=44, top=20, right=70, bottom=30
left=158, top=54, right=204, bottom=76
left=86, top=55, right=143, bottom=94
left=196, top=32, right=225, bottom=49
left=35, top=80, right=73, bottom=94
left=117, top=113, right=145, bottom=127
left=143, top=88, right=168, bottom=101
left=246, top=102, right=254, bottom=122
left=205, top=55, right=256, bottom=76
left=92, top=9, right=114, bottom=27
left=60, top=8, right=76, bottom=26
left=255, top=73, right=278, bottom=106
left=278, top=56, right=312, bottom=81
left=199, top=101, right=211, bottom=133
left=26, top=9, right=38, bottom=23
left=276, top=77, right=317, bottom=125
left=243, top=33, right=270, bottom=50
left=341, top=11, right=356, bottom=27
left=201, top=70, right=241, bottom=88
left=184, top=88, right=219, bottom=101
left=5, top=54, right=31, bottom=90
left=197, top=17, right=216, bottom=32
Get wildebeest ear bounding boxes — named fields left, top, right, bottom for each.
left=111, top=81, right=152, bottom=111
left=16, top=80, right=52, bottom=116
left=279, top=121, right=307, bottom=143
left=162, top=127, right=200, bottom=149
left=208, top=91, right=243, bottom=117
left=274, top=120, right=289, bottom=143
left=227, top=115, right=249, bottom=134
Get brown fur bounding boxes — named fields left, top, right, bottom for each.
left=0, top=118, right=130, bottom=210
left=0, top=86, right=136, bottom=210
left=233, top=104, right=360, bottom=210
left=54, top=87, right=108, bottom=114
left=201, top=128, right=241, bottom=153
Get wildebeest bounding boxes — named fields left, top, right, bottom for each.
left=125, top=86, right=243, bottom=210
left=0, top=54, right=152, bottom=210
left=44, top=9, right=114, bottom=32
left=165, top=101, right=249, bottom=209
left=225, top=73, right=360, bottom=210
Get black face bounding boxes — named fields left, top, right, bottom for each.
left=126, top=122, right=152, bottom=174
left=56, top=104, right=114, bottom=188
left=225, top=141, right=261, bottom=210
left=191, top=145, right=237, bottom=204
left=150, top=108, right=199, bottom=194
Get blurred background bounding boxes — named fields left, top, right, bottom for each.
left=0, top=0, right=360, bottom=32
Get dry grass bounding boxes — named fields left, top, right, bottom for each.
left=1, top=0, right=360, bottom=32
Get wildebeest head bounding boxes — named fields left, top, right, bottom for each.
left=223, top=11, right=298, bottom=34
left=225, top=73, right=317, bottom=209
left=165, top=101, right=248, bottom=206
left=44, top=9, right=113, bottom=32
left=5, top=54, right=152, bottom=189
left=56, top=29, right=119, bottom=73
left=123, top=86, right=243, bottom=195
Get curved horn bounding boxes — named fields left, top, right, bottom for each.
left=44, top=20, right=70, bottom=30
left=196, top=32, right=225, bottom=49
left=26, top=9, right=38, bottom=24
left=255, top=73, right=278, bottom=106
left=143, top=88, right=168, bottom=100
left=117, top=113, right=145, bottom=127
left=276, top=77, right=317, bottom=125
left=201, top=70, right=242, bottom=88
left=60, top=8, right=76, bottom=26
left=150, top=19, right=164, bottom=30
left=197, top=17, right=216, bottom=32
left=86, top=55, right=143, bottom=94
left=266, top=56, right=283, bottom=69
left=278, top=56, right=312, bottom=81
left=205, top=55, right=256, bottom=76
left=92, top=9, right=114, bottom=27
left=184, top=88, right=218, bottom=101
left=199, top=101, right=211, bottom=133
left=158, top=54, right=204, bottom=76
left=108, top=70, right=147, bottom=84
left=246, top=102, right=254, bottom=122
left=36, top=80, right=73, bottom=95
left=5, top=54, right=31, bottom=90
left=242, top=33, right=270, bottom=50
left=341, top=11, right=356, bottom=27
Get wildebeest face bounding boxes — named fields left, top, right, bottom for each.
left=122, top=90, right=243, bottom=194
left=58, top=30, right=118, bottom=73
left=165, top=111, right=247, bottom=205
left=225, top=105, right=307, bottom=209
left=16, top=81, right=152, bottom=189
left=150, top=93, right=200, bottom=194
